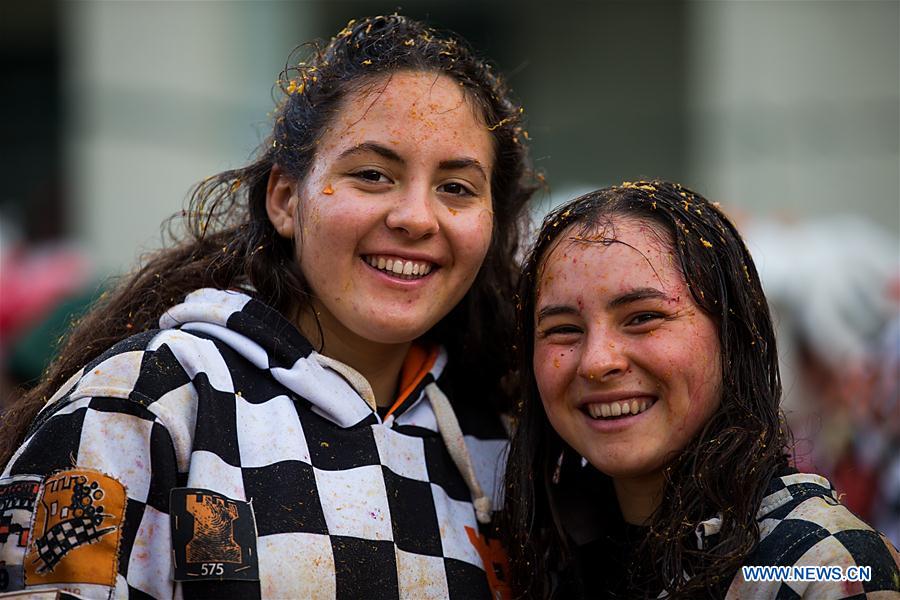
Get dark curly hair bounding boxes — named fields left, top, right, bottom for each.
left=1, top=15, right=536, bottom=464
left=504, top=181, right=790, bottom=598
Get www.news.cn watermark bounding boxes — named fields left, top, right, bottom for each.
left=742, top=565, right=872, bottom=582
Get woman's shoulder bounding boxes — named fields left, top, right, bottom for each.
left=30, top=326, right=227, bottom=425
left=728, top=470, right=900, bottom=597
left=0, top=327, right=205, bottom=597
left=752, top=471, right=892, bottom=554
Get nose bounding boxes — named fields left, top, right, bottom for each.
left=385, top=184, right=440, bottom=239
left=576, top=331, right=629, bottom=383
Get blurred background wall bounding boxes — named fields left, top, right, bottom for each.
left=3, top=1, right=896, bottom=274
left=2, top=0, right=898, bottom=538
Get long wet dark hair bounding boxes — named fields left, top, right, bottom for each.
left=1, top=15, right=535, bottom=465
left=504, top=181, right=790, bottom=598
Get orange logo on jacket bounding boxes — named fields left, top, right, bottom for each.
left=170, top=487, right=259, bottom=581
left=186, top=493, right=242, bottom=564
left=466, top=526, right=512, bottom=600
left=25, top=469, right=126, bottom=587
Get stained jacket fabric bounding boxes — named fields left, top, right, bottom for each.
left=715, top=470, right=900, bottom=598
left=560, top=468, right=900, bottom=598
left=0, top=289, right=509, bottom=599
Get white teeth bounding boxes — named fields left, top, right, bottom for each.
left=364, top=256, right=434, bottom=280
left=586, top=399, right=655, bottom=420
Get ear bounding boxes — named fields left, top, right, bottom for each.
left=266, top=164, right=299, bottom=239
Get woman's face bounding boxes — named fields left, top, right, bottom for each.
left=533, top=217, right=722, bottom=481
left=269, top=71, right=494, bottom=346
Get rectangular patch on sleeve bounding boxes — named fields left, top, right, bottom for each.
left=24, top=469, right=127, bottom=588
left=0, top=476, right=42, bottom=593
left=170, top=488, right=259, bottom=581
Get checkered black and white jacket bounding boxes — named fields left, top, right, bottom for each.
left=552, top=467, right=899, bottom=598
left=0, top=289, right=510, bottom=599
left=699, top=470, right=900, bottom=598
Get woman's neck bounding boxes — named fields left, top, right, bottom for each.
left=612, top=470, right=665, bottom=526
left=297, top=303, right=411, bottom=408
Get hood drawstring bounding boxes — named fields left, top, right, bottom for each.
left=314, top=354, right=377, bottom=411
left=425, top=382, right=493, bottom=524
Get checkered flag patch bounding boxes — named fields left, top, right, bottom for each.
left=33, top=516, right=115, bottom=573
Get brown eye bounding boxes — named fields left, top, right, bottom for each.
left=626, top=312, right=663, bottom=327
left=538, top=324, right=583, bottom=340
left=548, top=325, right=581, bottom=334
left=438, top=182, right=474, bottom=196
left=353, top=169, right=391, bottom=184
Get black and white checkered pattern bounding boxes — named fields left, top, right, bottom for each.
left=716, top=470, right=900, bottom=598
left=33, top=518, right=115, bottom=573
left=1, top=289, right=509, bottom=599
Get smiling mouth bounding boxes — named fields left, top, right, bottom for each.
left=583, top=398, right=656, bottom=420
left=362, top=255, right=436, bottom=281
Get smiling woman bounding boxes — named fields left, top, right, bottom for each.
left=533, top=217, right=723, bottom=523
left=0, top=15, right=535, bottom=600
left=266, top=72, right=495, bottom=398
left=504, top=182, right=900, bottom=599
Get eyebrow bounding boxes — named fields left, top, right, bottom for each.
left=337, top=142, right=487, bottom=182
left=536, top=287, right=672, bottom=323
left=607, top=288, right=671, bottom=309
left=438, top=158, right=487, bottom=182
left=337, top=142, right=403, bottom=163
left=536, top=305, right=579, bottom=323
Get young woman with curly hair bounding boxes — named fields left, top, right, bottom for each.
left=0, top=15, right=535, bottom=599
left=504, top=181, right=900, bottom=598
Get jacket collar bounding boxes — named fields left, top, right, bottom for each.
left=694, top=469, right=837, bottom=548
left=160, top=288, right=447, bottom=428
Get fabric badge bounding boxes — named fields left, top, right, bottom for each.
left=170, top=488, right=259, bottom=581
left=24, top=469, right=127, bottom=588
left=466, top=526, right=512, bottom=600
left=0, top=476, right=42, bottom=592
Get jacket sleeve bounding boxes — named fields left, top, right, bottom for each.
left=800, top=528, right=900, bottom=598
left=0, top=392, right=179, bottom=600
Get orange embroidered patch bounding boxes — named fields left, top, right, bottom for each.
left=25, top=469, right=126, bottom=587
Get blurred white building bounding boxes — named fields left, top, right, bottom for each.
left=56, top=2, right=898, bottom=275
